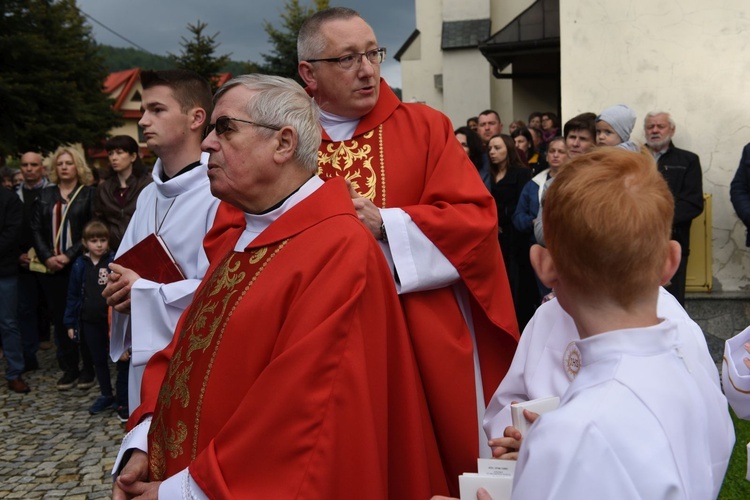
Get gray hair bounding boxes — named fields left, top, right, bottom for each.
left=214, top=74, right=321, bottom=172
left=297, top=7, right=362, bottom=61
left=644, top=111, right=676, bottom=129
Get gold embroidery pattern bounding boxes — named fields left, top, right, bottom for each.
left=148, top=253, right=250, bottom=480
left=148, top=241, right=290, bottom=480
left=378, top=125, right=386, bottom=207
left=563, top=341, right=582, bottom=382
left=318, top=127, right=387, bottom=207
left=192, top=240, right=289, bottom=458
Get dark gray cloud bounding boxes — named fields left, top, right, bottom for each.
left=76, top=0, right=415, bottom=87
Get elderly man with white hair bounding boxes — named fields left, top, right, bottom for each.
left=644, top=111, right=704, bottom=306
left=111, top=74, right=441, bottom=499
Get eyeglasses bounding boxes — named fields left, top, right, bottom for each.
left=204, top=116, right=281, bottom=138
left=305, top=48, right=386, bottom=70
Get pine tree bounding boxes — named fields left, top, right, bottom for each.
left=170, top=20, right=231, bottom=91
left=0, top=0, right=121, bottom=156
left=260, top=0, right=330, bottom=82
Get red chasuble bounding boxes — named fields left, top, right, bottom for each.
left=315, top=81, right=520, bottom=494
left=133, top=178, right=445, bottom=498
left=205, top=81, right=520, bottom=495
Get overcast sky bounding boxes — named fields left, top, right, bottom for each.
left=76, top=0, right=415, bottom=88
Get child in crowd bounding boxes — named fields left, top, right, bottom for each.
left=595, top=104, right=640, bottom=152
left=63, top=221, right=116, bottom=415
left=498, top=149, right=733, bottom=498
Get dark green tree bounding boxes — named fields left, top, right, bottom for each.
left=260, top=0, right=329, bottom=82
left=0, top=0, right=121, bottom=156
left=170, top=20, right=231, bottom=91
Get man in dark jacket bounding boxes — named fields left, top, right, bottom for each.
left=0, top=187, right=30, bottom=393
left=15, top=151, right=54, bottom=370
left=730, top=143, right=750, bottom=246
left=645, top=111, right=704, bottom=306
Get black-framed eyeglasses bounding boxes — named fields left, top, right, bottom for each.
left=305, top=47, right=386, bottom=71
left=204, top=116, right=281, bottom=138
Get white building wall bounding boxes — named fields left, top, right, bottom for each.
left=443, top=50, right=493, bottom=127
left=444, top=0, right=489, bottom=21
left=561, top=0, right=750, bottom=291
left=402, top=0, right=446, bottom=109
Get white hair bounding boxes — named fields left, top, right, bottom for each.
left=214, top=74, right=321, bottom=172
left=644, top=111, right=676, bottom=129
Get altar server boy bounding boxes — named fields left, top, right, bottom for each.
left=510, top=149, right=734, bottom=499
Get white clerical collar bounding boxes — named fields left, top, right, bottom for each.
left=234, top=176, right=324, bottom=251
left=319, top=109, right=360, bottom=142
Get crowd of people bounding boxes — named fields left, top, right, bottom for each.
left=0, top=5, right=747, bottom=499
left=1, top=138, right=152, bottom=422
left=457, top=103, right=705, bottom=330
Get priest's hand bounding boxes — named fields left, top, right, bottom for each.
left=346, top=180, right=383, bottom=240
left=104, top=263, right=141, bottom=313
left=113, top=450, right=160, bottom=499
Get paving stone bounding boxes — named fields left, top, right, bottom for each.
left=0, top=348, right=124, bottom=497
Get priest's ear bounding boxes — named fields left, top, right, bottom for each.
left=273, top=126, right=298, bottom=165
left=530, top=244, right=559, bottom=290
left=298, top=62, right=318, bottom=91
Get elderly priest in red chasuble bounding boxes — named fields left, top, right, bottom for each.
left=111, top=75, right=445, bottom=499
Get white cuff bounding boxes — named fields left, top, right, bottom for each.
left=380, top=208, right=459, bottom=294
left=159, top=468, right=209, bottom=499
left=112, top=416, right=152, bottom=476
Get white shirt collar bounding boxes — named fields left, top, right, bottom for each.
left=319, top=109, right=360, bottom=142
left=234, top=176, right=324, bottom=251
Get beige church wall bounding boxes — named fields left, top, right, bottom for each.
left=444, top=0, right=489, bottom=21
left=403, top=0, right=448, bottom=109
left=560, top=0, right=750, bottom=292
left=443, top=50, right=493, bottom=128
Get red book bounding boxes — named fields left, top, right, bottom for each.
left=113, top=233, right=185, bottom=284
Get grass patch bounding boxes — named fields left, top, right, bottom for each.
left=719, top=408, right=750, bottom=499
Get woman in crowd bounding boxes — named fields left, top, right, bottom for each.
left=541, top=112, right=561, bottom=144
left=31, top=146, right=96, bottom=391
left=508, top=119, right=526, bottom=135
left=455, top=126, right=489, bottom=189
left=527, top=112, right=543, bottom=130
left=94, top=135, right=152, bottom=252
left=514, top=137, right=568, bottom=301
left=487, top=134, right=536, bottom=329
left=511, top=127, right=538, bottom=171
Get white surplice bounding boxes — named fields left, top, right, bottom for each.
left=511, top=320, right=733, bottom=500
left=722, top=326, right=750, bottom=480
left=109, top=153, right=220, bottom=411
left=485, top=287, right=734, bottom=499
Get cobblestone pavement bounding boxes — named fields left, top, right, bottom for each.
left=0, top=346, right=124, bottom=499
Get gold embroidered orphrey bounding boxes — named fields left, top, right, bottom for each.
left=563, top=341, right=582, bottom=382
left=317, top=127, right=387, bottom=208
left=148, top=242, right=288, bottom=480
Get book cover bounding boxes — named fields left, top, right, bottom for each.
left=511, top=396, right=560, bottom=437
left=113, top=233, right=185, bottom=284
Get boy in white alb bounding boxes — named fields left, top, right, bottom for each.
left=104, top=70, right=220, bottom=413
left=722, top=328, right=750, bottom=481
left=506, top=149, right=734, bottom=499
